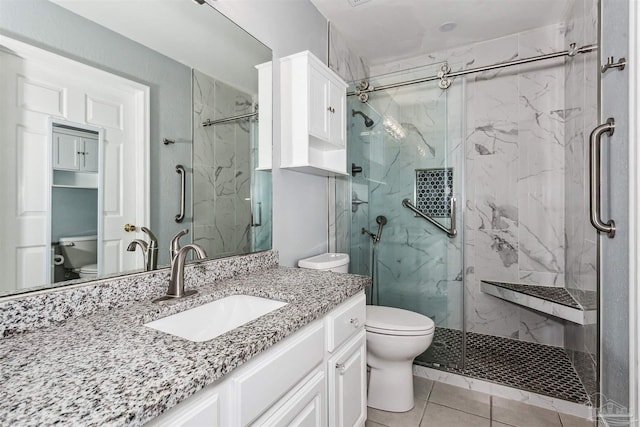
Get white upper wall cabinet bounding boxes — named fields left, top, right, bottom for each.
left=280, top=51, right=348, bottom=176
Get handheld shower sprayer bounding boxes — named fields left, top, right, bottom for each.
left=375, top=215, right=387, bottom=243
left=362, top=215, right=388, bottom=244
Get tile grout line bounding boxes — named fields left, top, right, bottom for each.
left=490, top=395, right=493, bottom=426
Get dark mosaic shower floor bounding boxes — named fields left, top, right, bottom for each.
left=416, top=327, right=591, bottom=404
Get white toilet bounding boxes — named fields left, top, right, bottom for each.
left=298, top=252, right=436, bottom=413
left=297, top=252, right=350, bottom=273
left=365, top=305, right=434, bottom=412
left=59, top=235, right=98, bottom=279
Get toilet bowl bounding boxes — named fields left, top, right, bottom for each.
left=77, top=263, right=98, bottom=279
left=365, top=305, right=435, bottom=412
left=297, top=253, right=435, bottom=412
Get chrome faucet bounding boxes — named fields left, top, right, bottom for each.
left=153, top=242, right=207, bottom=303
left=170, top=228, right=189, bottom=261
left=126, top=226, right=158, bottom=271
left=141, top=227, right=158, bottom=271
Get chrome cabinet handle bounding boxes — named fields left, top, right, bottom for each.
left=175, top=165, right=186, bottom=223
left=350, top=317, right=360, bottom=328
left=336, top=363, right=346, bottom=374
left=589, top=118, right=616, bottom=238
left=251, top=201, right=262, bottom=227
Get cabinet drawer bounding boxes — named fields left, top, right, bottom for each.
left=252, top=369, right=326, bottom=427
left=326, top=292, right=366, bottom=352
left=232, top=321, right=325, bottom=425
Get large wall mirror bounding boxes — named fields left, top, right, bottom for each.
left=0, top=0, right=273, bottom=297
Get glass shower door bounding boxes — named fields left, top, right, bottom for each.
left=342, top=63, right=465, bottom=368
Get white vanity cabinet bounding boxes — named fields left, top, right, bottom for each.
left=325, top=293, right=367, bottom=427
left=280, top=50, right=348, bottom=176
left=147, top=292, right=366, bottom=427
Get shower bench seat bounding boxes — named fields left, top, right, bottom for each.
left=480, top=280, right=596, bottom=325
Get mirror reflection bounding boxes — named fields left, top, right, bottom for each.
left=0, top=0, right=272, bottom=297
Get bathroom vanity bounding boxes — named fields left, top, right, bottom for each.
left=0, top=250, right=370, bottom=426
left=149, top=292, right=366, bottom=426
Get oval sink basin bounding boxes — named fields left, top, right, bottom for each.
left=144, top=295, right=287, bottom=342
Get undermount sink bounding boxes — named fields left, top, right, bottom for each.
left=144, top=295, right=287, bottom=342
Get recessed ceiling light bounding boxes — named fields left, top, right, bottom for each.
left=439, top=21, right=457, bottom=32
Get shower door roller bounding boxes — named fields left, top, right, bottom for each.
left=589, top=118, right=616, bottom=237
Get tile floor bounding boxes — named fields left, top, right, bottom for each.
left=366, top=377, right=595, bottom=427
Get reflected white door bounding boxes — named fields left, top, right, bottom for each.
left=0, top=37, right=149, bottom=291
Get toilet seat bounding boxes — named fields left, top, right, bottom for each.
left=365, top=305, right=435, bottom=336
left=76, top=264, right=98, bottom=275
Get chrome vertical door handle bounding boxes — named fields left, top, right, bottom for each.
left=175, top=165, right=185, bottom=223
left=589, top=118, right=616, bottom=237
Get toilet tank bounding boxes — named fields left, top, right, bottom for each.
left=298, top=253, right=349, bottom=273
left=58, top=235, right=97, bottom=269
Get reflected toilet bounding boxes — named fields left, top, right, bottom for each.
left=59, top=235, right=98, bottom=279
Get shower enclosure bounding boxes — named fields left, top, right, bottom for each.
left=335, top=14, right=601, bottom=408
left=337, top=62, right=466, bottom=368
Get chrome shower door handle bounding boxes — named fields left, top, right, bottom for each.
left=175, top=165, right=186, bottom=223
left=589, top=118, right=616, bottom=238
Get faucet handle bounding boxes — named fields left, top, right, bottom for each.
left=140, top=227, right=158, bottom=244
left=170, top=228, right=189, bottom=259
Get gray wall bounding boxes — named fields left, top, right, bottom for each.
left=212, top=1, right=330, bottom=267
left=0, top=0, right=193, bottom=266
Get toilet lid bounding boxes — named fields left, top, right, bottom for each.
left=365, top=305, right=435, bottom=336
left=79, top=263, right=98, bottom=274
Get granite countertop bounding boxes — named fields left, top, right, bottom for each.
left=0, top=267, right=370, bottom=426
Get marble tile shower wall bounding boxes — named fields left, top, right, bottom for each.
left=328, top=25, right=371, bottom=255
left=193, top=70, right=253, bottom=258
left=367, top=24, right=568, bottom=347
left=563, top=0, right=599, bottom=399
left=343, top=64, right=466, bottom=328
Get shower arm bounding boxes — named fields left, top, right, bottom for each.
left=402, top=198, right=457, bottom=238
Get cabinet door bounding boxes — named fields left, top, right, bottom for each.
left=328, top=81, right=346, bottom=147
left=53, top=132, right=80, bottom=171
left=255, top=370, right=326, bottom=427
left=81, top=138, right=99, bottom=172
left=146, top=388, right=220, bottom=427
left=328, top=331, right=367, bottom=427
left=308, top=63, right=330, bottom=141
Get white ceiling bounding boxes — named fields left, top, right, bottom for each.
left=310, top=0, right=574, bottom=66
left=49, top=0, right=271, bottom=94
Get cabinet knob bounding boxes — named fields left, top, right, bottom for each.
left=336, top=363, right=346, bottom=375
left=350, top=317, right=360, bottom=328
left=124, top=224, right=137, bottom=232
left=327, top=106, right=335, bottom=113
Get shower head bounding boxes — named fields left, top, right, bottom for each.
left=352, top=109, right=374, bottom=128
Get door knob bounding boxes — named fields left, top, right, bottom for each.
left=124, top=224, right=137, bottom=232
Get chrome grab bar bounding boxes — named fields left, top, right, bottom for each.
left=251, top=201, right=262, bottom=227
left=402, top=198, right=457, bottom=238
left=175, top=165, right=185, bottom=223
left=589, top=118, right=616, bottom=237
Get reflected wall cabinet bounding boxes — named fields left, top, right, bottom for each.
left=280, top=51, right=348, bottom=176
left=53, top=126, right=99, bottom=173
